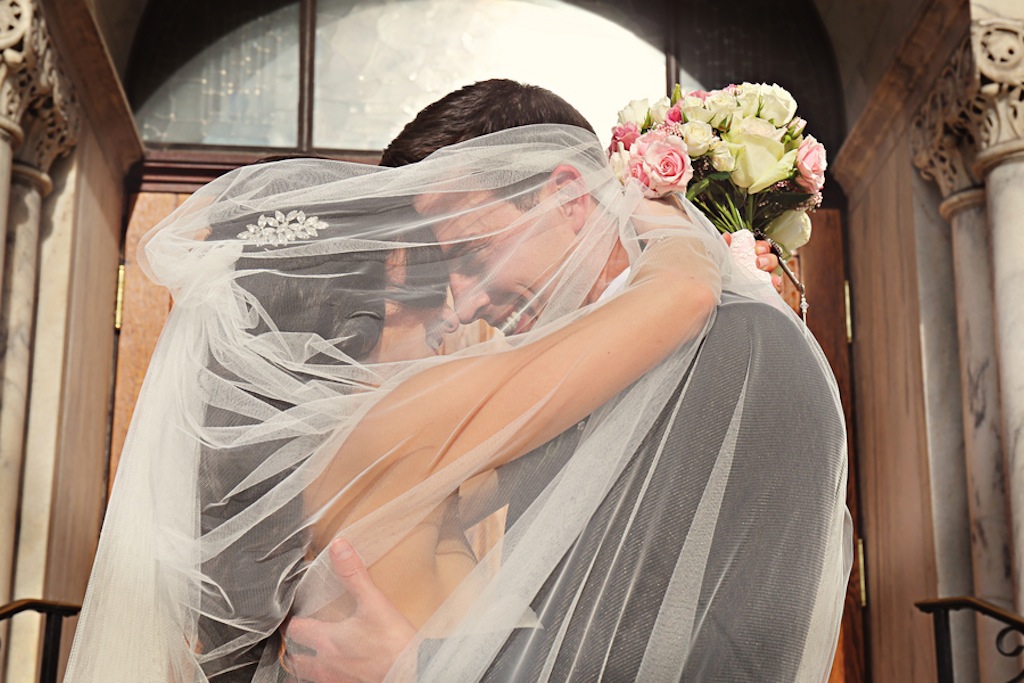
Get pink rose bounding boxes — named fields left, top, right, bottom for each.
left=666, top=104, right=683, bottom=123
left=795, top=135, right=827, bottom=192
left=626, top=154, right=651, bottom=189
left=685, top=89, right=711, bottom=102
left=631, top=129, right=666, bottom=157
left=722, top=84, right=739, bottom=94
left=642, top=135, right=692, bottom=195
left=609, top=122, right=641, bottom=152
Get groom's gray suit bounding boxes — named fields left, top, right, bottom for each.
left=465, top=297, right=847, bottom=682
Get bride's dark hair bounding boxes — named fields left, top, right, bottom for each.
left=197, top=162, right=450, bottom=680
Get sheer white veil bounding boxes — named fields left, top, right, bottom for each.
left=65, top=124, right=850, bottom=682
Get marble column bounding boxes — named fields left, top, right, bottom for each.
left=958, top=13, right=1024, bottom=618
left=982, top=152, right=1024, bottom=602
left=912, top=51, right=1017, bottom=679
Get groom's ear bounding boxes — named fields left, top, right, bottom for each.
left=544, top=164, right=591, bottom=233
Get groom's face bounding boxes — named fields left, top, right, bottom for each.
left=422, top=190, right=581, bottom=334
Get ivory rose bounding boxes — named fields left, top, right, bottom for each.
left=680, top=120, right=714, bottom=156
left=649, top=96, right=671, bottom=125
left=765, top=210, right=812, bottom=255
left=759, top=83, right=798, bottom=126
left=724, top=128, right=798, bottom=193
left=709, top=140, right=736, bottom=172
left=795, top=135, right=827, bottom=192
left=705, top=90, right=740, bottom=128
left=608, top=142, right=632, bottom=184
left=735, top=84, right=761, bottom=118
left=618, top=98, right=650, bottom=127
left=733, top=115, right=785, bottom=142
left=680, top=95, right=713, bottom=124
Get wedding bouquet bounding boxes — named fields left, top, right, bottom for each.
left=608, top=82, right=826, bottom=260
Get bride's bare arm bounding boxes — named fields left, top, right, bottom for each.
left=311, top=209, right=720, bottom=527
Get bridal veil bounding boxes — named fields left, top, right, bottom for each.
left=65, top=125, right=851, bottom=682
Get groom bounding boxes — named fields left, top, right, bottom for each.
left=285, top=80, right=848, bottom=681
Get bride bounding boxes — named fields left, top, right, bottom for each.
left=64, top=125, right=849, bottom=682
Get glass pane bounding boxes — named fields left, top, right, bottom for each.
left=314, top=0, right=683, bottom=150
left=135, top=4, right=300, bottom=147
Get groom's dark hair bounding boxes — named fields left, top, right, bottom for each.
left=380, top=79, right=595, bottom=167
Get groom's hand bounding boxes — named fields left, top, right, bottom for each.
left=284, top=539, right=416, bottom=683
left=722, top=233, right=783, bottom=292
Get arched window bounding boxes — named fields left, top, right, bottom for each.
left=127, top=0, right=690, bottom=154
left=125, top=0, right=843, bottom=191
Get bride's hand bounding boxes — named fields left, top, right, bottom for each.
left=721, top=232, right=783, bottom=292
left=283, top=539, right=416, bottom=683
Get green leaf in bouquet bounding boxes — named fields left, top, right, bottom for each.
left=671, top=83, right=683, bottom=105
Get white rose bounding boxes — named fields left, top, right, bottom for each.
left=759, top=83, right=798, bottom=126
left=618, top=98, right=650, bottom=127
left=709, top=140, right=736, bottom=172
left=705, top=90, right=740, bottom=129
left=735, top=83, right=761, bottom=118
left=649, top=96, right=671, bottom=125
left=734, top=115, right=785, bottom=141
left=608, top=142, right=632, bottom=184
left=723, top=128, right=798, bottom=193
left=680, top=95, right=713, bottom=124
left=765, top=210, right=812, bottom=255
left=680, top=120, right=714, bottom=156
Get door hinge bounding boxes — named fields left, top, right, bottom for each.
left=114, top=263, right=125, bottom=331
left=844, top=280, right=853, bottom=345
left=857, top=537, right=867, bottom=608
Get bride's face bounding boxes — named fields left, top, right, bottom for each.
left=366, top=248, right=459, bottom=363
left=371, top=300, right=458, bottom=362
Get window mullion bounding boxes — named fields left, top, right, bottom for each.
left=298, top=0, right=316, bottom=151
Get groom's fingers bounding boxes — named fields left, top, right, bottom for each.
left=329, top=538, right=386, bottom=611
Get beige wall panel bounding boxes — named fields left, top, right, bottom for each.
left=848, top=131, right=939, bottom=683
left=44, top=125, right=122, bottom=678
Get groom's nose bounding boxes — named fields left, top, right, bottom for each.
left=448, top=272, right=490, bottom=324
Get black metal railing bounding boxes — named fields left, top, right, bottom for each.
left=917, top=596, right=1024, bottom=683
left=0, top=599, right=81, bottom=683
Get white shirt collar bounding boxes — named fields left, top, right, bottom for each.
left=596, top=267, right=631, bottom=303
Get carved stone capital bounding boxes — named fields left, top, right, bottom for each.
left=914, top=14, right=1024, bottom=193
left=15, top=62, right=79, bottom=179
left=0, top=0, right=79, bottom=168
left=912, top=37, right=983, bottom=199
left=0, top=0, right=34, bottom=144
left=965, top=15, right=1024, bottom=172
left=9, top=2, right=77, bottom=178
